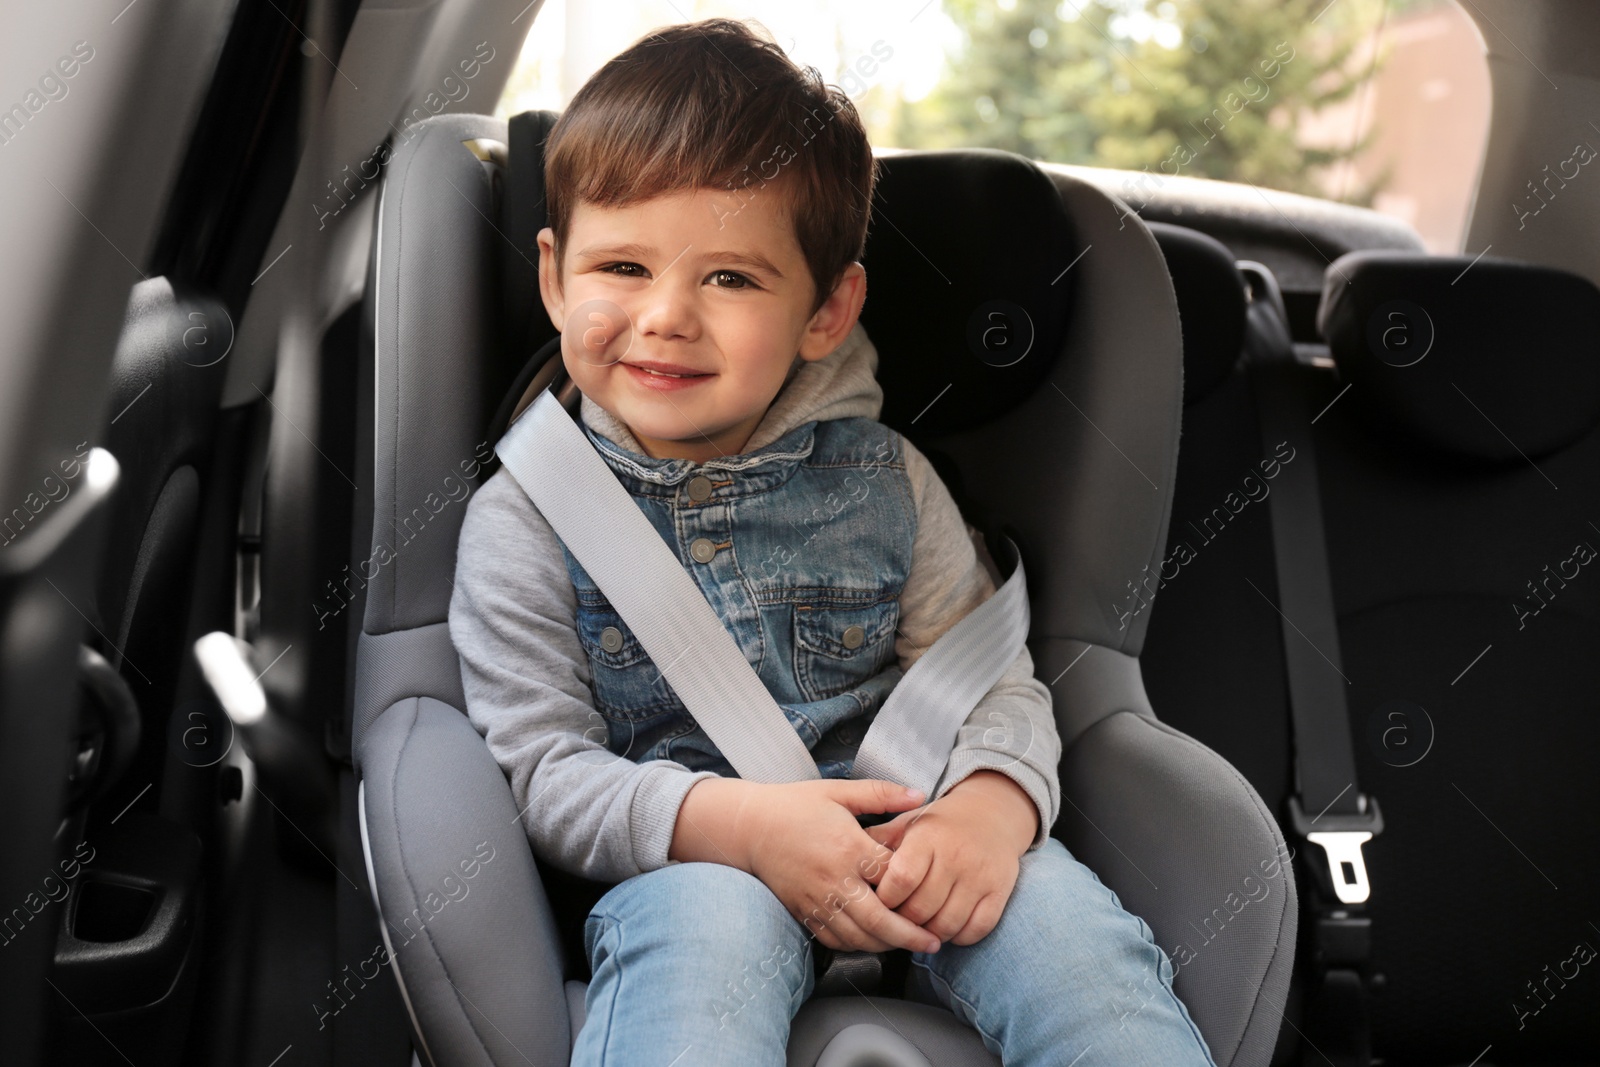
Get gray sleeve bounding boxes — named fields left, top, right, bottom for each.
left=893, top=437, right=1063, bottom=850
left=447, top=468, right=721, bottom=882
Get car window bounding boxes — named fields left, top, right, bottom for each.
left=496, top=0, right=1488, bottom=252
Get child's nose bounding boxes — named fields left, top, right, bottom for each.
left=631, top=278, right=700, bottom=342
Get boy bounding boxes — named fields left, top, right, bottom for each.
left=449, top=18, right=1216, bottom=1066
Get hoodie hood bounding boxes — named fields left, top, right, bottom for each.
left=579, top=322, right=884, bottom=457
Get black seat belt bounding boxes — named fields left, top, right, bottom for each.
left=1239, top=261, right=1381, bottom=1067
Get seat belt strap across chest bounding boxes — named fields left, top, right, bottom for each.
left=852, top=534, right=1029, bottom=793
left=494, top=383, right=1031, bottom=797
left=500, top=386, right=819, bottom=784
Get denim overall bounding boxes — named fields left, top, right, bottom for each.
left=557, top=414, right=913, bottom=779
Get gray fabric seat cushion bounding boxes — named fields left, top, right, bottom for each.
left=561, top=978, right=999, bottom=1067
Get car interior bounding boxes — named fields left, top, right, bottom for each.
left=2, top=1, right=1596, bottom=1065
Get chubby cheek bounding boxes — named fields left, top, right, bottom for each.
left=561, top=355, right=601, bottom=396
left=756, top=353, right=799, bottom=399
left=718, top=318, right=801, bottom=385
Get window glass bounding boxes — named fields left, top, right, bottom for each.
left=495, top=0, right=1489, bottom=251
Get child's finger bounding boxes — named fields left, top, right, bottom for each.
left=923, top=879, right=983, bottom=943
left=808, top=906, right=892, bottom=953
left=889, top=846, right=958, bottom=927
left=794, top=879, right=889, bottom=952
left=862, top=811, right=914, bottom=853
left=856, top=838, right=897, bottom=884
left=805, top=919, right=846, bottom=953
left=949, top=890, right=1009, bottom=947
left=845, top=892, right=938, bottom=954
left=875, top=837, right=935, bottom=910
left=828, top=779, right=925, bottom=816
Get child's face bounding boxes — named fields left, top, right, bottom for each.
left=536, top=181, right=865, bottom=461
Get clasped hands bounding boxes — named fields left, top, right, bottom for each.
left=731, top=771, right=1038, bottom=954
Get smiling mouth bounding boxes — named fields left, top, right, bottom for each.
left=624, top=361, right=713, bottom=378
left=619, top=362, right=715, bottom=391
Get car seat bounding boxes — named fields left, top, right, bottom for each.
left=1309, top=251, right=1600, bottom=1064
left=350, top=111, right=1296, bottom=1067
left=1140, top=228, right=1600, bottom=1065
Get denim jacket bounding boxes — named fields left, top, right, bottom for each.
left=450, top=323, right=1060, bottom=882
left=559, top=414, right=914, bottom=780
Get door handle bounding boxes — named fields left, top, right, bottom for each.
left=66, top=644, right=141, bottom=812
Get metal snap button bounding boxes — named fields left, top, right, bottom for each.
left=687, top=475, right=714, bottom=502
left=600, top=626, right=624, bottom=653
left=841, top=624, right=866, bottom=650
left=690, top=537, right=717, bottom=563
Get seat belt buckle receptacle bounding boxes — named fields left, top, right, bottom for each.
left=1288, top=794, right=1383, bottom=906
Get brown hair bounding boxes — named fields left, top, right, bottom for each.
left=543, top=18, right=876, bottom=314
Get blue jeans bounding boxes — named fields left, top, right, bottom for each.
left=571, top=836, right=1217, bottom=1066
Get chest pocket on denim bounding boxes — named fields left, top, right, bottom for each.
left=792, top=594, right=899, bottom=702
left=574, top=596, right=680, bottom=721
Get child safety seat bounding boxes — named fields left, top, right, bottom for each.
left=352, top=111, right=1296, bottom=1066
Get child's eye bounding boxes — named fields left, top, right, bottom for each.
left=708, top=269, right=755, bottom=290
left=600, top=262, right=647, bottom=278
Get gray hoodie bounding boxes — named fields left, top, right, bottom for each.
left=448, top=323, right=1061, bottom=883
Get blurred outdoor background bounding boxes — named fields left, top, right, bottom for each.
left=495, top=0, right=1491, bottom=253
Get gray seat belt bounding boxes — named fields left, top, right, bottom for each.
left=494, top=383, right=1031, bottom=796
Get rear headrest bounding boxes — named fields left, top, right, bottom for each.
left=1147, top=222, right=1246, bottom=406
left=1318, top=251, right=1600, bottom=462
left=860, top=149, right=1076, bottom=437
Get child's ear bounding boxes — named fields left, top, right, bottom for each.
left=798, top=262, right=866, bottom=362
left=536, top=227, right=565, bottom=329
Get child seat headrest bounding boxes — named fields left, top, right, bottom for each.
left=1317, top=250, right=1600, bottom=462
left=859, top=149, right=1077, bottom=437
